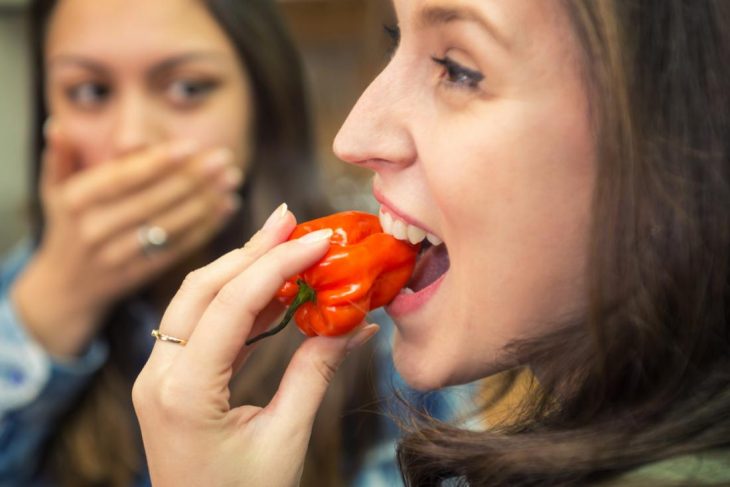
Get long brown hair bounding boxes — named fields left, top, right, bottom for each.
left=27, top=0, right=379, bottom=485
left=397, top=1, right=730, bottom=485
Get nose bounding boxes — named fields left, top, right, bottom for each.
left=333, top=61, right=416, bottom=171
left=110, top=90, right=161, bottom=158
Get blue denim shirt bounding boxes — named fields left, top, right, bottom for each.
left=0, top=242, right=109, bottom=486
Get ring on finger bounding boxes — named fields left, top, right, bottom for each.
left=138, top=224, right=169, bottom=257
left=151, top=329, right=188, bottom=346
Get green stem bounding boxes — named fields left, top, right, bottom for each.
left=245, top=279, right=316, bottom=346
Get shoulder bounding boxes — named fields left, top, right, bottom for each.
left=606, top=449, right=730, bottom=486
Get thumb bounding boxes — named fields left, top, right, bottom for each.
left=40, top=120, right=80, bottom=195
left=268, top=323, right=380, bottom=430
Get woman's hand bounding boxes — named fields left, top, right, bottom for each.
left=132, top=206, right=378, bottom=487
left=11, top=122, right=241, bottom=358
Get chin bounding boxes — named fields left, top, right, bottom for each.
left=393, top=359, right=445, bottom=392
left=391, top=332, right=454, bottom=391
left=392, top=330, right=518, bottom=391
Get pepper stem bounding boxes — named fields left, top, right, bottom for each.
left=245, top=279, right=316, bottom=346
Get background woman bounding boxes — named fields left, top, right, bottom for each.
left=0, top=0, right=382, bottom=485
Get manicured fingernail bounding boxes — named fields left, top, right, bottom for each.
left=346, top=324, right=380, bottom=352
left=263, top=202, right=288, bottom=230
left=204, top=148, right=233, bottom=173
left=297, top=228, right=333, bottom=244
left=168, top=140, right=199, bottom=160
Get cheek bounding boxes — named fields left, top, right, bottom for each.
left=431, top=97, right=594, bottom=228
left=169, top=112, right=249, bottom=164
left=45, top=89, right=109, bottom=168
left=418, top=98, right=594, bottom=381
left=166, top=89, right=253, bottom=171
left=55, top=118, right=112, bottom=169
left=433, top=96, right=595, bottom=269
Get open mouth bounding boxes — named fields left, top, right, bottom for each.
left=407, top=239, right=450, bottom=292
left=378, top=207, right=450, bottom=293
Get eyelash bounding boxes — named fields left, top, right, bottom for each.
left=383, top=24, right=400, bottom=43
left=382, top=24, right=484, bottom=92
left=63, top=78, right=219, bottom=111
left=167, top=79, right=219, bottom=106
left=383, top=24, right=401, bottom=58
left=65, top=82, right=110, bottom=109
left=431, top=56, right=484, bottom=90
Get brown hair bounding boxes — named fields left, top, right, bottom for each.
left=26, top=0, right=379, bottom=485
left=397, top=1, right=730, bottom=485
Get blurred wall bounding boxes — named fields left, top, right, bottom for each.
left=279, top=0, right=393, bottom=213
left=0, top=4, right=30, bottom=254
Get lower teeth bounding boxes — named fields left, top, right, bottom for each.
left=402, top=287, right=415, bottom=294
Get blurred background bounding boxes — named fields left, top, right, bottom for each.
left=0, top=0, right=394, bottom=253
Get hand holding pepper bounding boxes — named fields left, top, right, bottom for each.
left=246, top=211, right=419, bottom=345
left=134, top=204, right=382, bottom=487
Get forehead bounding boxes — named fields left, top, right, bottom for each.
left=46, top=0, right=234, bottom=59
left=396, top=0, right=582, bottom=74
left=396, top=0, right=571, bottom=45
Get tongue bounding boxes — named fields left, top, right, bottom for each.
left=408, top=244, right=450, bottom=292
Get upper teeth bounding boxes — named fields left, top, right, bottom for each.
left=379, top=208, right=442, bottom=246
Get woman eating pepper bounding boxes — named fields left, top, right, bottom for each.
left=132, top=0, right=730, bottom=485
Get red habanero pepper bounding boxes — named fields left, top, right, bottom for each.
left=245, top=211, right=419, bottom=345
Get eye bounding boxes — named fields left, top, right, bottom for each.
left=166, top=79, right=219, bottom=107
left=65, top=82, right=111, bottom=109
left=432, top=56, right=484, bottom=90
left=383, top=24, right=400, bottom=58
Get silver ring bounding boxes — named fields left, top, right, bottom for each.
left=137, top=224, right=168, bottom=256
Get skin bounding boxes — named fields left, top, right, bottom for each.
left=11, top=0, right=253, bottom=358
left=335, top=0, right=596, bottom=389
left=44, top=0, right=252, bottom=167
left=133, top=0, right=596, bottom=485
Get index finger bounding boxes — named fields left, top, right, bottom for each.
left=179, top=229, right=333, bottom=386
left=147, top=204, right=295, bottom=366
left=63, top=140, right=198, bottom=210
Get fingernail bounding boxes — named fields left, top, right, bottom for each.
left=262, top=202, right=288, bottom=230
left=204, top=148, right=233, bottom=173
left=168, top=140, right=199, bottom=160
left=346, top=324, right=380, bottom=352
left=297, top=228, right=333, bottom=244
left=218, top=167, right=243, bottom=190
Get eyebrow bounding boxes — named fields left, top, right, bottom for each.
left=149, top=52, right=228, bottom=77
left=48, top=56, right=107, bottom=75
left=48, top=52, right=229, bottom=76
left=417, top=4, right=511, bottom=50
